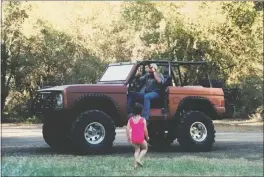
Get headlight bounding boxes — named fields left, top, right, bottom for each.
left=55, top=93, right=63, bottom=108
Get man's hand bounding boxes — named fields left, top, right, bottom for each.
left=149, top=67, right=156, bottom=73
left=136, top=68, right=142, bottom=77
left=153, top=70, right=162, bottom=83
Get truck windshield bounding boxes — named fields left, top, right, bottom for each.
left=99, top=64, right=134, bottom=82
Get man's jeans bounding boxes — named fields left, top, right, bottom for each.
left=127, top=91, right=160, bottom=120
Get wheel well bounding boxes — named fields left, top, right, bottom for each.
left=176, top=97, right=220, bottom=120
left=71, top=94, right=120, bottom=126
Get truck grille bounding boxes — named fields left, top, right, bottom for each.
left=32, top=92, right=60, bottom=113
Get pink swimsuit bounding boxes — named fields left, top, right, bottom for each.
left=129, top=117, right=145, bottom=144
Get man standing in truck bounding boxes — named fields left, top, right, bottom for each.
left=127, top=63, right=164, bottom=121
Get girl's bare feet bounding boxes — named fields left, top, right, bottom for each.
left=137, top=160, right=143, bottom=167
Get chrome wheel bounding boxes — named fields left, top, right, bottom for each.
left=190, top=121, right=207, bottom=142
left=84, top=122, right=105, bottom=145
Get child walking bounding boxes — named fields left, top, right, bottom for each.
left=126, top=102, right=149, bottom=169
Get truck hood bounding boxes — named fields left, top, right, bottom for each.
left=38, top=84, right=127, bottom=94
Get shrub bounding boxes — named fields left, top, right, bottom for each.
left=234, top=75, right=263, bottom=118
left=2, top=91, right=33, bottom=122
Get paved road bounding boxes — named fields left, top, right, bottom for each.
left=1, top=124, right=263, bottom=162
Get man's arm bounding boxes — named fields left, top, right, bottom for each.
left=139, top=74, right=147, bottom=82
left=136, top=72, right=147, bottom=83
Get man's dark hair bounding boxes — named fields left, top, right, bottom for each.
left=133, top=102, right=143, bottom=115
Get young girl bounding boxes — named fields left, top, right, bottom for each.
left=126, top=102, right=149, bottom=168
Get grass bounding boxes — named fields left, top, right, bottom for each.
left=213, top=118, right=263, bottom=132
left=1, top=115, right=42, bottom=124
left=2, top=153, right=263, bottom=176
left=214, top=124, right=263, bottom=132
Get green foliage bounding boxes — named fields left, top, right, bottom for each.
left=23, top=20, right=104, bottom=86
left=122, top=1, right=163, bottom=31
left=254, top=1, right=264, bottom=11
left=235, top=75, right=263, bottom=117
left=223, top=2, right=258, bottom=28
left=3, top=91, right=32, bottom=122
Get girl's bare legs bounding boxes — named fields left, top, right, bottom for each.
left=137, top=140, right=148, bottom=165
left=132, top=144, right=140, bottom=168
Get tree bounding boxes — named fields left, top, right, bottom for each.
left=1, top=1, right=29, bottom=111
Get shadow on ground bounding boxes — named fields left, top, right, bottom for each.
left=2, top=141, right=263, bottom=162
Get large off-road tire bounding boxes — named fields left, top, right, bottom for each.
left=42, top=119, right=70, bottom=150
left=177, top=111, right=215, bottom=152
left=148, top=121, right=176, bottom=149
left=70, top=110, right=116, bottom=154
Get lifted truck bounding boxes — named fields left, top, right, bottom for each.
left=32, top=60, right=225, bottom=154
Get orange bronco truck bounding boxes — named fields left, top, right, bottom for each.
left=32, top=60, right=225, bottom=154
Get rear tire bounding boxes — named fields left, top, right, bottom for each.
left=177, top=111, right=215, bottom=152
left=148, top=121, right=176, bottom=149
left=70, top=110, right=116, bottom=154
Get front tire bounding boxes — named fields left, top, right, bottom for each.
left=42, top=118, right=70, bottom=150
left=70, top=110, right=116, bottom=154
left=177, top=111, right=215, bottom=152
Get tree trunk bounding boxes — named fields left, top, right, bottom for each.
left=1, top=92, right=8, bottom=112
left=1, top=43, right=8, bottom=112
